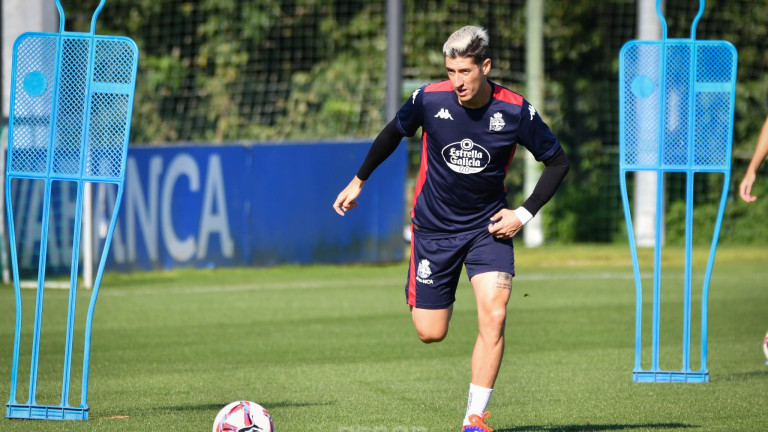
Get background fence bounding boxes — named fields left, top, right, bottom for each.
left=4, top=0, right=768, bottom=244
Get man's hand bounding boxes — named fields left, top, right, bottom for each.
left=739, top=170, right=758, bottom=203
left=333, top=176, right=365, bottom=216
left=488, top=208, right=523, bottom=240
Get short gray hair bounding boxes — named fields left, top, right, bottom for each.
left=442, top=26, right=490, bottom=64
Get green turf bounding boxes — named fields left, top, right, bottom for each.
left=1, top=244, right=767, bottom=431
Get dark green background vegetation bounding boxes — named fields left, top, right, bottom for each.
left=61, top=0, right=768, bottom=244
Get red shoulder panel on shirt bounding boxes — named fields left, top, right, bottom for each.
left=493, top=86, right=524, bottom=106
left=425, top=80, right=454, bottom=93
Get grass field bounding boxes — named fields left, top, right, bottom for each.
left=1, top=244, right=767, bottom=431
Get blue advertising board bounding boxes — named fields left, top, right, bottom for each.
left=8, top=141, right=407, bottom=273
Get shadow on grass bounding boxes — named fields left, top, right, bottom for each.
left=163, top=400, right=334, bottom=412
left=715, top=369, right=768, bottom=382
left=497, top=423, right=696, bottom=432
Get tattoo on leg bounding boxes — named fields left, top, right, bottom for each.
left=495, top=272, right=512, bottom=290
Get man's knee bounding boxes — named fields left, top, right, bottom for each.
left=415, top=327, right=448, bottom=344
left=487, top=306, right=507, bottom=325
left=410, top=305, right=452, bottom=343
left=478, top=306, right=507, bottom=339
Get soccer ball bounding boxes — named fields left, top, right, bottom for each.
left=212, top=401, right=274, bottom=432
left=764, top=332, right=768, bottom=365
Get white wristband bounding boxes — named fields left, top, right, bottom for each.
left=513, top=207, right=534, bottom=225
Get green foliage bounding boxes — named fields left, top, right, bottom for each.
left=57, top=0, right=768, bottom=243
left=539, top=0, right=768, bottom=243
left=276, top=51, right=385, bottom=139
left=665, top=173, right=768, bottom=246
left=535, top=0, right=631, bottom=242
left=274, top=3, right=388, bottom=139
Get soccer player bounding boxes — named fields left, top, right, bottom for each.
left=333, top=26, right=569, bottom=431
left=739, top=111, right=768, bottom=203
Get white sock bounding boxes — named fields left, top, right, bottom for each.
left=463, top=383, right=493, bottom=426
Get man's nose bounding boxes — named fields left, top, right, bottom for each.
left=453, top=75, right=463, bottom=88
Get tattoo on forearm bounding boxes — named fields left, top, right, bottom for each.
left=495, top=272, right=512, bottom=290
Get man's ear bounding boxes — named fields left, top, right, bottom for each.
left=482, top=58, right=492, bottom=76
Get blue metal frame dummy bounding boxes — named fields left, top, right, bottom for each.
left=6, top=0, right=138, bottom=419
left=618, top=0, right=737, bottom=383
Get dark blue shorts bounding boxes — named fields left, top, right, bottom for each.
left=405, top=224, right=515, bottom=309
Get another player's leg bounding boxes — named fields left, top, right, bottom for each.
left=460, top=271, right=511, bottom=432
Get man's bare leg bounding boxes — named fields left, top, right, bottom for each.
left=462, top=271, right=512, bottom=427
left=470, top=271, right=511, bottom=387
left=409, top=304, right=453, bottom=343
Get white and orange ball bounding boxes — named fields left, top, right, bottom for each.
left=212, top=401, right=274, bottom=432
left=764, top=332, right=768, bottom=365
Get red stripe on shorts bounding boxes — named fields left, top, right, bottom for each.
left=407, top=224, right=417, bottom=306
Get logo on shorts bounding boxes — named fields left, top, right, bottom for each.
left=416, top=259, right=434, bottom=284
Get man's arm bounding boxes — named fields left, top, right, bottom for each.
left=333, top=119, right=405, bottom=216
left=356, top=119, right=406, bottom=181
left=516, top=146, right=570, bottom=222
left=739, top=114, right=768, bottom=203
left=489, top=147, right=569, bottom=238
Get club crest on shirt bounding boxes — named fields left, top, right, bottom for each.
left=441, top=138, right=490, bottom=174
left=489, top=112, right=505, bottom=131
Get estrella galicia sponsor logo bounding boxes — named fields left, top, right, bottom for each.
left=441, top=139, right=490, bottom=174
left=416, top=259, right=434, bottom=284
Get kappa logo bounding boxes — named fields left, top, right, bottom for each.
left=489, top=112, right=505, bottom=131
left=528, top=104, right=537, bottom=120
left=434, top=108, right=454, bottom=120
left=416, top=259, right=434, bottom=284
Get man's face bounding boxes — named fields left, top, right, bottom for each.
left=445, top=56, right=491, bottom=108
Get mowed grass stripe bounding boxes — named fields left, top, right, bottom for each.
left=1, top=245, right=767, bottom=431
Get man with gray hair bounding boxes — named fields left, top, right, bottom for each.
left=334, top=25, right=569, bottom=431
